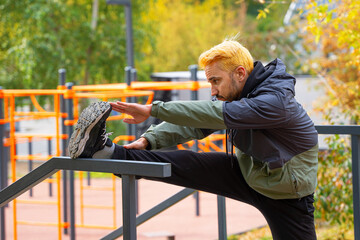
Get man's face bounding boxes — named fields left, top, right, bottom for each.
left=205, top=61, right=247, bottom=102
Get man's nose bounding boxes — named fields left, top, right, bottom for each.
left=211, top=86, right=218, bottom=96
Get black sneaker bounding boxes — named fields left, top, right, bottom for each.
left=68, top=101, right=112, bottom=159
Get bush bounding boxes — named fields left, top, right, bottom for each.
left=315, top=134, right=353, bottom=238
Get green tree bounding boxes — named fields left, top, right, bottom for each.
left=0, top=0, right=150, bottom=89
left=316, top=135, right=353, bottom=238
left=301, top=0, right=360, bottom=234
left=139, top=0, right=239, bottom=72
left=0, top=0, right=296, bottom=89
left=139, top=0, right=295, bottom=73
left=246, top=0, right=302, bottom=74
left=304, top=0, right=360, bottom=123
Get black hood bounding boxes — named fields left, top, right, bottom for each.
left=240, top=58, right=296, bottom=99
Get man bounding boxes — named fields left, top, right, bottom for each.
left=68, top=40, right=318, bottom=239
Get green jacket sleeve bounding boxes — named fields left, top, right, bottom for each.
left=150, top=100, right=226, bottom=129
left=141, top=122, right=209, bottom=150
left=141, top=100, right=226, bottom=150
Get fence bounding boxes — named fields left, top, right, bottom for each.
left=0, top=157, right=171, bottom=240
left=315, top=125, right=360, bottom=240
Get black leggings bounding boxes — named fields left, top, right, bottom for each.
left=112, top=145, right=317, bottom=240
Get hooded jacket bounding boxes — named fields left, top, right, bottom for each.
left=142, top=58, right=318, bottom=199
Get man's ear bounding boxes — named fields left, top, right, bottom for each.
left=235, top=66, right=247, bottom=81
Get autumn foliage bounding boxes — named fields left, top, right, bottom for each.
left=303, top=0, right=360, bottom=235
left=304, top=0, right=360, bottom=123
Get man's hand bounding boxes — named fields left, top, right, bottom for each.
left=123, top=137, right=149, bottom=150
left=110, top=101, right=152, bottom=124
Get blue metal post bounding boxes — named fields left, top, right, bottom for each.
left=106, top=0, right=134, bottom=68
left=66, top=82, right=75, bottom=240
left=189, top=65, right=198, bottom=101
left=0, top=87, right=6, bottom=240
left=87, top=170, right=91, bottom=186
left=315, top=125, right=360, bottom=240
left=126, top=67, right=137, bottom=145
left=189, top=65, right=200, bottom=216
left=124, top=0, right=134, bottom=68
left=59, top=68, right=69, bottom=234
left=217, top=195, right=227, bottom=240
left=352, top=134, right=360, bottom=240
left=130, top=68, right=140, bottom=215
left=130, top=68, right=137, bottom=140
left=122, top=175, right=136, bottom=240
left=125, top=67, right=139, bottom=214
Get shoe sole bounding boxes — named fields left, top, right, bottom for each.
left=68, top=102, right=111, bottom=159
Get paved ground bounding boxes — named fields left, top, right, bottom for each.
left=3, top=176, right=267, bottom=240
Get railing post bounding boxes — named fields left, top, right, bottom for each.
left=189, top=65, right=200, bottom=216
left=0, top=156, right=170, bottom=240
left=59, top=68, right=69, bottom=234
left=125, top=67, right=139, bottom=214
left=0, top=86, right=6, bottom=240
left=352, top=134, right=360, bottom=240
left=217, top=195, right=227, bottom=240
left=122, top=175, right=137, bottom=240
left=48, top=138, right=53, bottom=197
left=130, top=68, right=137, bottom=139
left=106, top=0, right=134, bottom=68
left=28, top=139, right=33, bottom=197
left=122, top=0, right=134, bottom=68
left=189, top=65, right=198, bottom=102
left=130, top=68, right=140, bottom=215
left=125, top=67, right=132, bottom=143
left=66, top=82, right=76, bottom=240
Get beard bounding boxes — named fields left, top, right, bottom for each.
left=215, top=72, right=243, bottom=102
left=224, top=75, right=242, bottom=102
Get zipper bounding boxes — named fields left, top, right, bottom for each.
left=226, top=129, right=235, bottom=168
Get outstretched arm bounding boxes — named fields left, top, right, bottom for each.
left=110, top=100, right=224, bottom=150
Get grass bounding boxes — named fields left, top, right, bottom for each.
left=232, top=225, right=272, bottom=240
left=16, top=168, right=116, bottom=179
left=77, top=171, right=115, bottom=179
left=231, top=220, right=354, bottom=240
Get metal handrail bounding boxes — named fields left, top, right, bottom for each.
left=101, top=124, right=360, bottom=240
left=315, top=125, right=360, bottom=240
left=102, top=188, right=196, bottom=240
left=0, top=157, right=171, bottom=240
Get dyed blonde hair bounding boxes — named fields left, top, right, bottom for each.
left=198, top=40, right=254, bottom=74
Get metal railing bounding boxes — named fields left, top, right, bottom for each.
left=0, top=125, right=360, bottom=240
left=0, top=157, right=171, bottom=240
left=101, top=187, right=196, bottom=240
left=315, top=125, right=360, bottom=240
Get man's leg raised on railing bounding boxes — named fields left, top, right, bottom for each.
left=68, top=102, right=255, bottom=202
left=68, top=101, right=317, bottom=240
